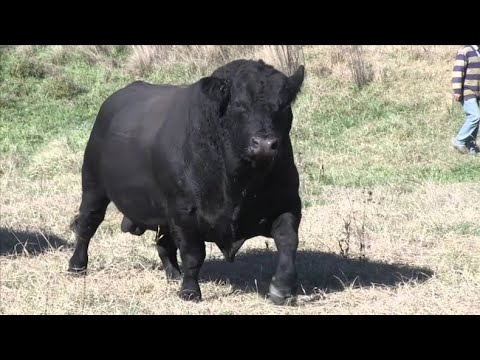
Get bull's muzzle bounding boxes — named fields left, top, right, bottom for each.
left=249, top=136, right=279, bottom=160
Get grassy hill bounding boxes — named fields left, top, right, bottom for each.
left=1, top=45, right=479, bottom=314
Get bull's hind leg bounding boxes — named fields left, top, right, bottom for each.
left=68, top=190, right=110, bottom=273
left=156, top=231, right=181, bottom=280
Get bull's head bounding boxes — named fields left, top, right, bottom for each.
left=202, top=59, right=305, bottom=167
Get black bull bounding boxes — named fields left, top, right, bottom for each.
left=68, top=59, right=305, bottom=305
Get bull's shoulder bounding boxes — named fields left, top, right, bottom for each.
left=260, top=151, right=301, bottom=202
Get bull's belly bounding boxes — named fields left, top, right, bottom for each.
left=96, top=137, right=168, bottom=227
left=105, top=183, right=167, bottom=228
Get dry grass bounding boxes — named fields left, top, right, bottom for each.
left=125, top=45, right=305, bottom=77
left=30, top=45, right=304, bottom=77
left=304, top=45, right=459, bottom=85
left=43, top=45, right=128, bottom=69
left=1, top=157, right=479, bottom=314
left=345, top=45, right=374, bottom=89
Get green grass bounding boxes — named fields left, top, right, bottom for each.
left=1, top=45, right=479, bottom=194
left=1, top=49, right=125, bottom=166
left=431, top=223, right=480, bottom=237
left=0, top=48, right=204, bottom=167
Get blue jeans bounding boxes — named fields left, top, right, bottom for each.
left=454, top=97, right=480, bottom=147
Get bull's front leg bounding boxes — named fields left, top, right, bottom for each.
left=268, top=212, right=300, bottom=306
left=170, top=218, right=206, bottom=302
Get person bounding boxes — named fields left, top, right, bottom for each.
left=452, top=45, right=480, bottom=156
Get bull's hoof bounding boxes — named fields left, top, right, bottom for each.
left=68, top=257, right=88, bottom=275
left=67, top=265, right=88, bottom=276
left=179, top=289, right=202, bottom=302
left=268, top=283, right=297, bottom=306
left=165, top=267, right=182, bottom=281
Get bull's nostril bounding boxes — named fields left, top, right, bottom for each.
left=250, top=137, right=278, bottom=157
left=270, top=140, right=278, bottom=150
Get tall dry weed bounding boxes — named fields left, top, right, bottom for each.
left=126, top=45, right=304, bottom=77
left=346, top=45, right=374, bottom=90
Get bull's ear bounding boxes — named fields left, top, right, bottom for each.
left=284, top=65, right=305, bottom=105
left=289, top=65, right=305, bottom=92
left=200, top=76, right=231, bottom=103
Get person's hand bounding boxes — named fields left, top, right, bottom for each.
left=453, top=93, right=462, bottom=102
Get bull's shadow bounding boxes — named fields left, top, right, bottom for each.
left=0, top=227, right=71, bottom=256
left=201, top=249, right=434, bottom=297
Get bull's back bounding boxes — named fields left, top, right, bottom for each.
left=90, top=81, right=177, bottom=137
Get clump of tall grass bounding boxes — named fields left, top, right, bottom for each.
left=126, top=45, right=305, bottom=77
left=346, top=45, right=374, bottom=90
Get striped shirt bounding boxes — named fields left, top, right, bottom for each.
left=452, top=45, right=480, bottom=100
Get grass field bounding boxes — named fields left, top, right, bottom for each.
left=1, top=45, right=479, bottom=314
